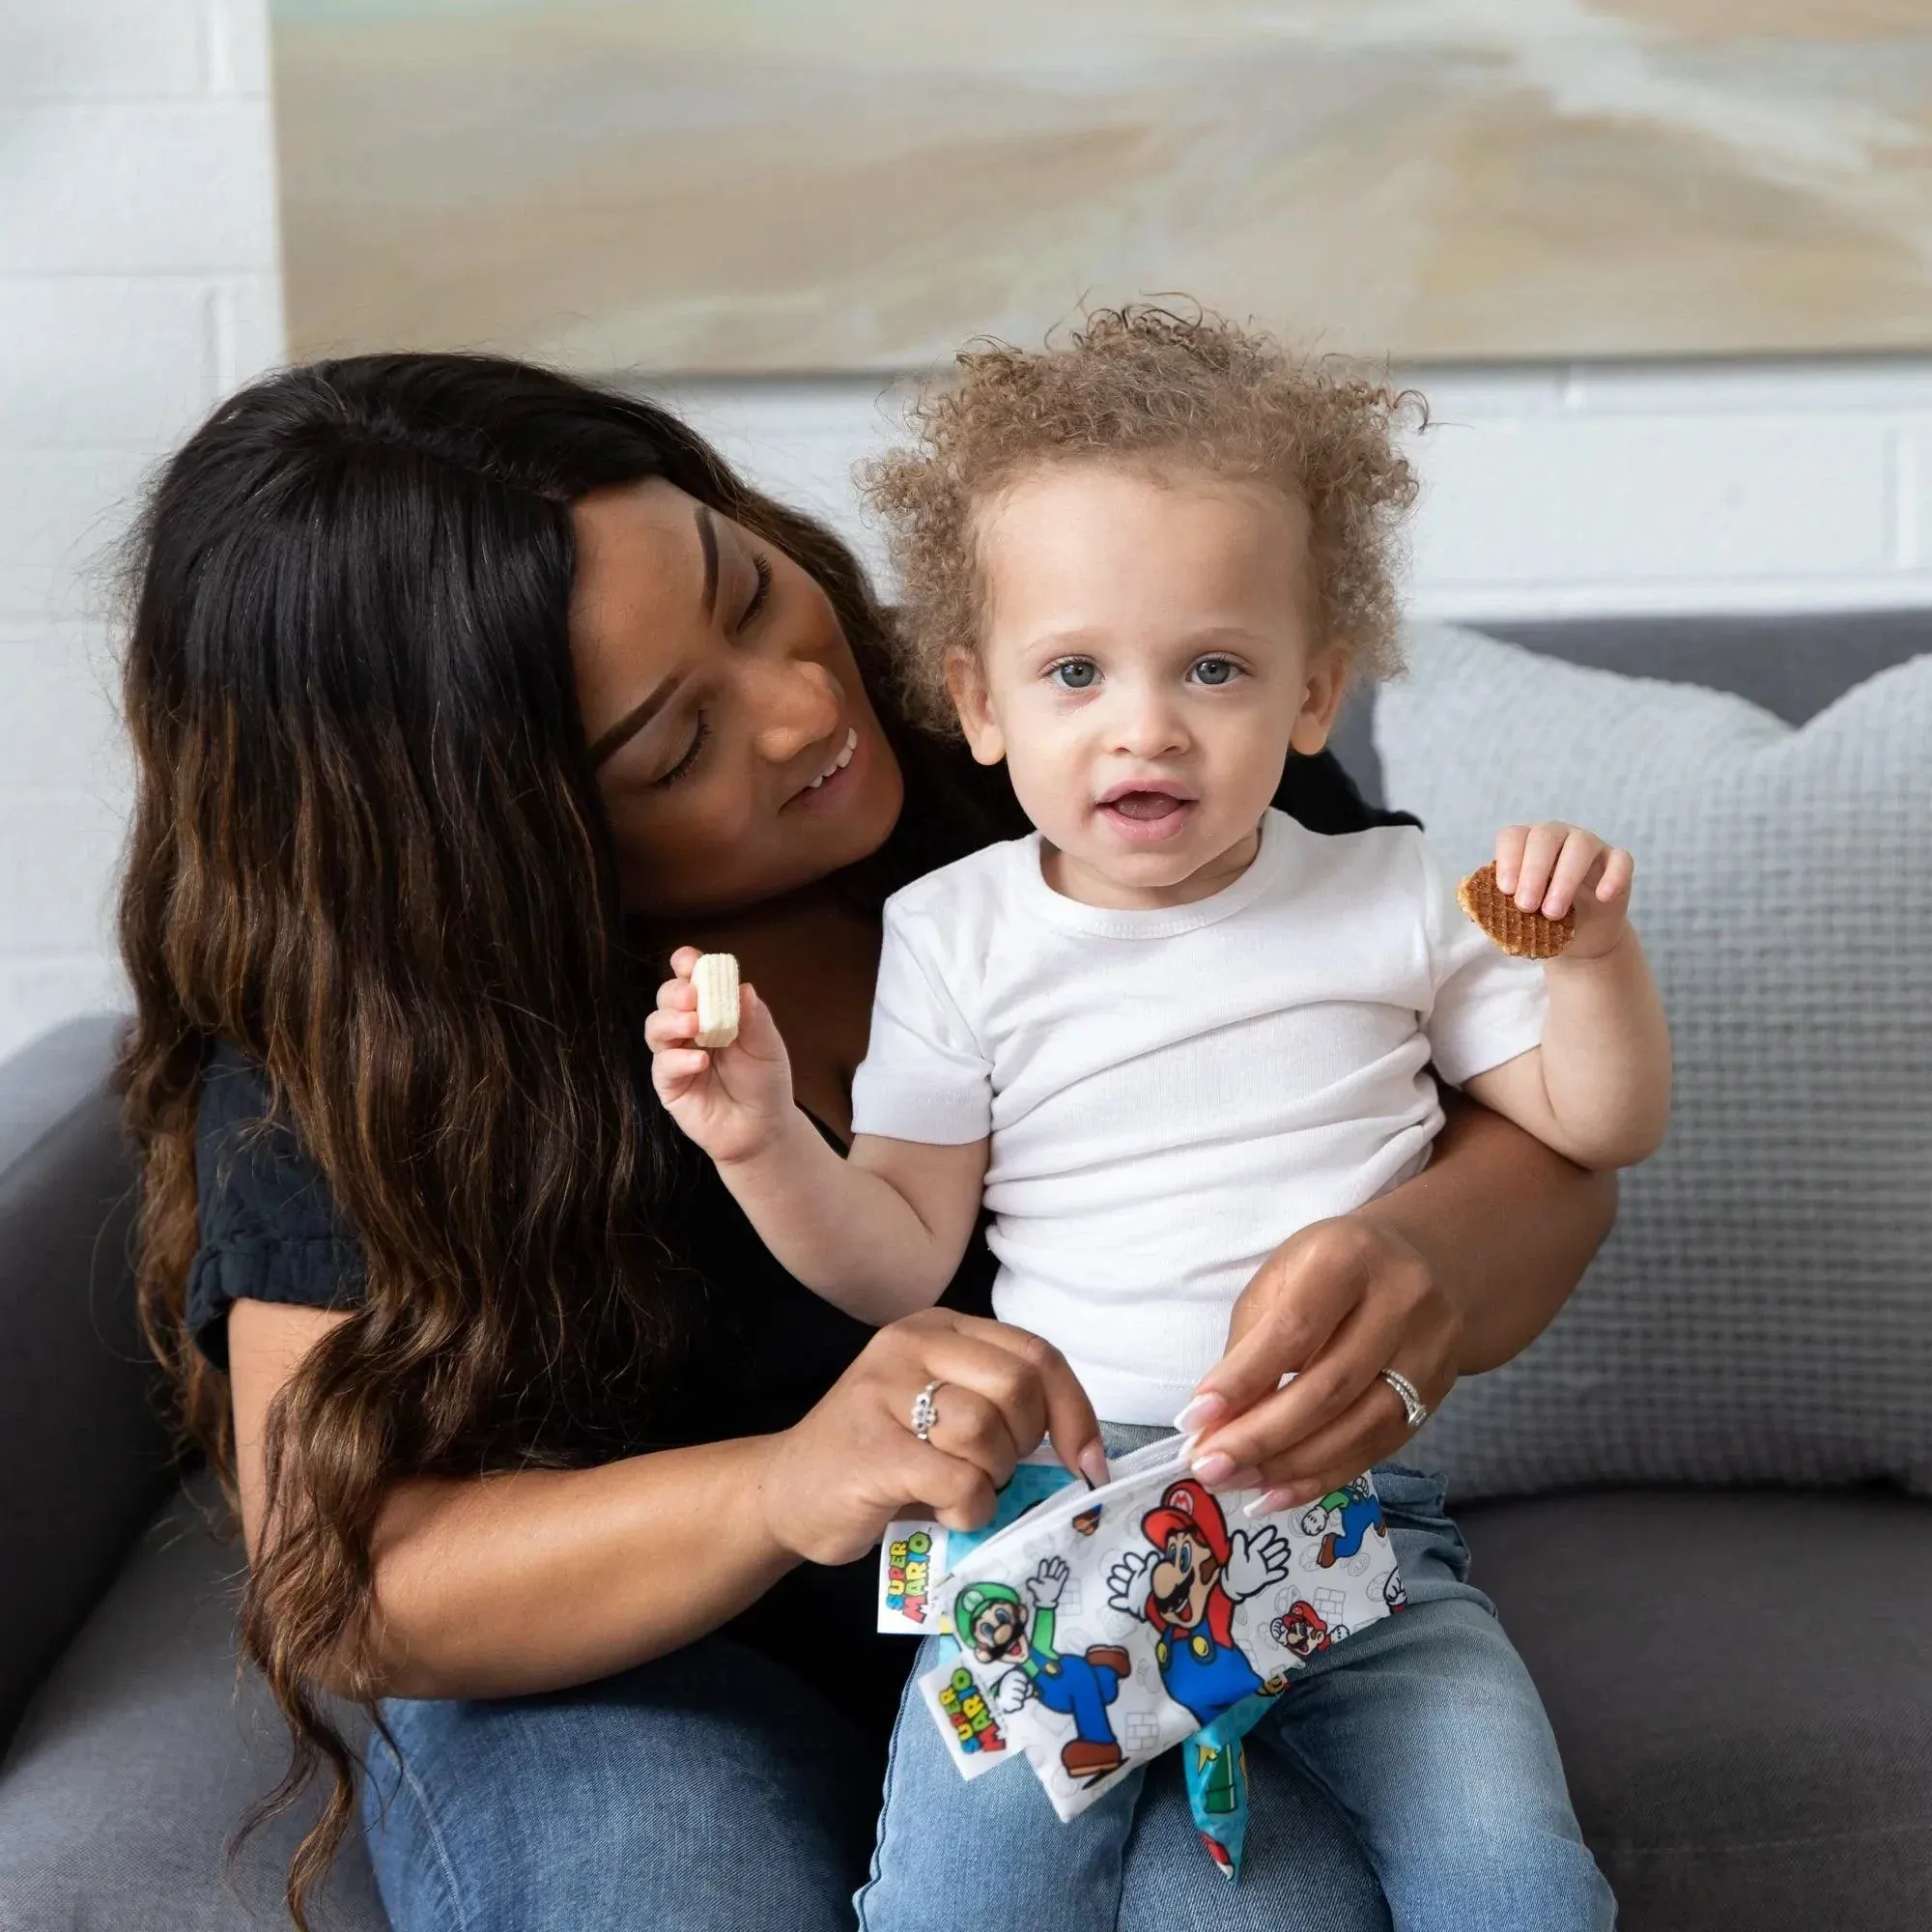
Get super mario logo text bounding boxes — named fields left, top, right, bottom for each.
left=885, top=1529, right=933, bottom=1624
left=938, top=1664, right=1005, bottom=1756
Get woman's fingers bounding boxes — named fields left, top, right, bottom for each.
left=1192, top=1300, right=1402, bottom=1484
left=912, top=1379, right=1022, bottom=1495
left=1246, top=1376, right=1424, bottom=1512
left=896, top=1436, right=999, bottom=1532
left=1182, top=1222, right=1372, bottom=1437
left=887, top=1313, right=1106, bottom=1491
left=1187, top=1217, right=1454, bottom=1480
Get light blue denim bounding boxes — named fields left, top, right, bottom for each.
left=355, top=1620, right=1434, bottom=1932
left=857, top=1444, right=1615, bottom=1932
left=359, top=1634, right=886, bottom=1932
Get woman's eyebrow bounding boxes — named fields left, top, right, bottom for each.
left=695, top=504, right=719, bottom=617
left=587, top=669, right=683, bottom=768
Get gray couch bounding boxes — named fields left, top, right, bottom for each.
left=3, top=611, right=1928, bottom=1930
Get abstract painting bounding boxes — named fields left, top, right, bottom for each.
left=271, top=1, right=1932, bottom=371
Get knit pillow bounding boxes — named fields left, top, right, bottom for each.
left=1378, top=624, right=1932, bottom=1497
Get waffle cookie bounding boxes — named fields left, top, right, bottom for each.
left=1457, top=862, right=1576, bottom=960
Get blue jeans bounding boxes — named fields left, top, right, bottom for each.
left=360, top=1635, right=884, bottom=1932
left=857, top=1461, right=1615, bottom=1932
left=355, top=1627, right=1406, bottom=1931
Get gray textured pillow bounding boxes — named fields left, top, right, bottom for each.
left=1379, top=624, right=1932, bottom=1498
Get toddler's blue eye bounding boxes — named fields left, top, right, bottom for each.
left=1050, top=660, right=1098, bottom=691
left=1192, top=658, right=1237, bottom=686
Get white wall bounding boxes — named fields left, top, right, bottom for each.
left=0, top=0, right=283, bottom=1061
left=2, top=0, right=1928, bottom=1064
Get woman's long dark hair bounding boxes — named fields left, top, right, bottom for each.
left=117, top=354, right=991, bottom=1927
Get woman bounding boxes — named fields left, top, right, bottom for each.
left=120, top=355, right=1612, bottom=1932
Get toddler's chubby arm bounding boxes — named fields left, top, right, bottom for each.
left=646, top=948, right=986, bottom=1324
left=1461, top=824, right=1672, bottom=1171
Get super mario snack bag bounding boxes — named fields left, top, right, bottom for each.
left=905, top=1436, right=1403, bottom=1876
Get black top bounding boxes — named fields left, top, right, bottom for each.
left=188, top=749, right=1407, bottom=1737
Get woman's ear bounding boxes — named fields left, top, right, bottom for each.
left=1289, top=649, right=1350, bottom=756
left=944, top=649, right=1007, bottom=766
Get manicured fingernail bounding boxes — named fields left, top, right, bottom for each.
left=1243, top=1488, right=1295, bottom=1518
left=1219, top=1465, right=1264, bottom=1493
left=1174, top=1393, right=1227, bottom=1435
left=1192, top=1450, right=1236, bottom=1486
left=1078, top=1441, right=1110, bottom=1490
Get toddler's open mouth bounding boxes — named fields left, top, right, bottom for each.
left=1095, top=782, right=1197, bottom=844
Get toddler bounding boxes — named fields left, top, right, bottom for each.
left=649, top=309, right=1661, bottom=1928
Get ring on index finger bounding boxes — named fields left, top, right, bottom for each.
left=909, top=1378, right=943, bottom=1442
left=1378, top=1368, right=1431, bottom=1431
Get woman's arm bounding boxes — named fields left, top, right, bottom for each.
left=230, top=1298, right=1104, bottom=1701
left=1360, top=1088, right=1618, bottom=1375
left=1180, top=1091, right=1615, bottom=1509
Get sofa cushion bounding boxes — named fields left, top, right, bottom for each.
left=1464, top=1488, right=1932, bottom=1931
left=0, top=1478, right=384, bottom=1932
left=0, top=1012, right=175, bottom=1753
left=1378, top=626, right=1932, bottom=1496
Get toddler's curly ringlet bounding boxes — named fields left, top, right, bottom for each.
left=862, top=305, right=1428, bottom=735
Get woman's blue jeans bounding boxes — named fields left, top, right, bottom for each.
left=361, top=1465, right=1612, bottom=1931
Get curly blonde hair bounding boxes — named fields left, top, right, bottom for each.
left=863, top=305, right=1427, bottom=733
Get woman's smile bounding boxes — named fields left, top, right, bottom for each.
left=782, top=725, right=862, bottom=810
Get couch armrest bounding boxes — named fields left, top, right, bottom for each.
left=0, top=1014, right=176, bottom=1754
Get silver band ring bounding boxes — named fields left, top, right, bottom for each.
left=1378, top=1368, right=1431, bottom=1431
left=910, top=1378, right=943, bottom=1442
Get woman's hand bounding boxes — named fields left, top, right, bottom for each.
left=647, top=945, right=797, bottom=1166
left=1177, top=1215, right=1463, bottom=1515
left=755, top=1309, right=1108, bottom=1567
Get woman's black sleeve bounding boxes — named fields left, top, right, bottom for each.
left=186, top=1042, right=366, bottom=1370
left=1273, top=747, right=1420, bottom=836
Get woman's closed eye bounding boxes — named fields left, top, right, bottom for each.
left=649, top=711, right=711, bottom=789
left=739, top=552, right=773, bottom=633
left=640, top=553, right=772, bottom=789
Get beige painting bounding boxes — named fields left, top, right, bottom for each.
left=271, top=1, right=1932, bottom=372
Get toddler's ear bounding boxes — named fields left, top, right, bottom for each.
left=1289, top=650, right=1350, bottom=756
left=944, top=649, right=1007, bottom=766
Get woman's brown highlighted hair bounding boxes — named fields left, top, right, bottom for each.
left=116, top=354, right=929, bottom=1927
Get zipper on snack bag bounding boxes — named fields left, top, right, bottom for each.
left=926, top=1435, right=1194, bottom=1602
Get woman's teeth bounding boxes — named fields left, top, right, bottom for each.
left=806, top=727, right=858, bottom=790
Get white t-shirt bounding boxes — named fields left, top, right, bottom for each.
left=849, top=809, right=1548, bottom=1424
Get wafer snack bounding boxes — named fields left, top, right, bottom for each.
left=691, top=952, right=742, bottom=1050
left=1457, top=862, right=1576, bottom=959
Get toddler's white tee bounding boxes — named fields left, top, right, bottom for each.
left=849, top=809, right=1548, bottom=1424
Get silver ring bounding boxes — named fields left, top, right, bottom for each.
left=909, top=1379, right=943, bottom=1442
left=1378, top=1368, right=1430, bottom=1431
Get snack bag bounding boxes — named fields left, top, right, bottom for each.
left=893, top=1438, right=1404, bottom=1876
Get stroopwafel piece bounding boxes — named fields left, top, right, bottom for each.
left=1456, top=862, right=1576, bottom=960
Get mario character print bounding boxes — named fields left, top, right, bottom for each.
left=1299, top=1475, right=1389, bottom=1570
left=1106, top=1480, right=1293, bottom=1728
left=956, top=1557, right=1133, bottom=1782
left=1269, top=1598, right=1346, bottom=1661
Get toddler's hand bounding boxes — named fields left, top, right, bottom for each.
left=1492, top=823, right=1634, bottom=962
left=646, top=946, right=797, bottom=1165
